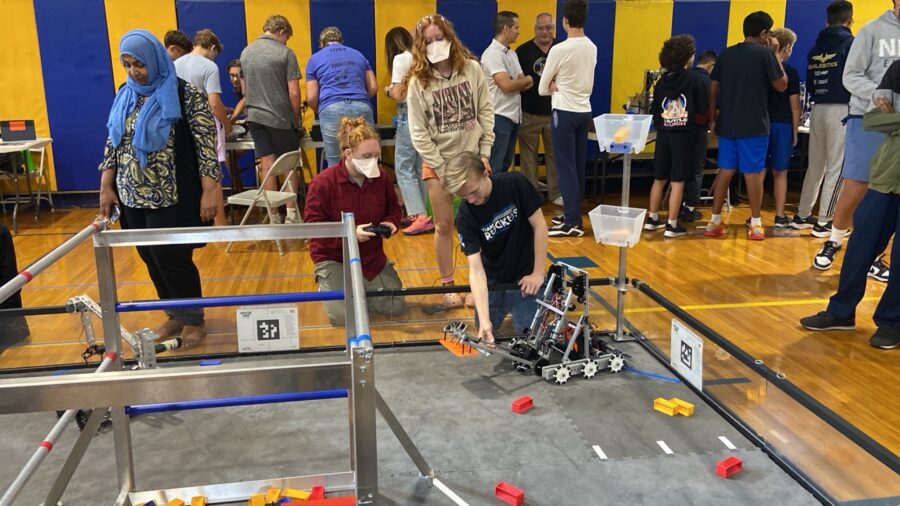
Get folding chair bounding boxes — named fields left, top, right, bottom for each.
left=226, top=150, right=302, bottom=255
left=31, top=142, right=53, bottom=219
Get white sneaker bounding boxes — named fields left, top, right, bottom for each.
left=553, top=196, right=564, bottom=206
left=285, top=209, right=302, bottom=224
left=269, top=213, right=284, bottom=224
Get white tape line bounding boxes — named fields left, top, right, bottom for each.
left=592, top=445, right=608, bottom=460
left=657, top=440, right=674, bottom=455
left=433, top=478, right=471, bottom=506
left=718, top=436, right=737, bottom=450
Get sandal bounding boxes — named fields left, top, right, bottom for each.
left=442, top=292, right=464, bottom=308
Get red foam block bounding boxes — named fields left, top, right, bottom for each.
left=310, top=485, right=326, bottom=500
left=511, top=395, right=534, bottom=414
left=716, top=456, right=743, bottom=478
left=495, top=481, right=524, bottom=506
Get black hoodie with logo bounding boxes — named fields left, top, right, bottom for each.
left=806, top=26, right=854, bottom=105
left=650, top=68, right=708, bottom=132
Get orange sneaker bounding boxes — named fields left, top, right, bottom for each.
left=704, top=222, right=726, bottom=238
left=402, top=216, right=435, bottom=235
left=748, top=224, right=765, bottom=241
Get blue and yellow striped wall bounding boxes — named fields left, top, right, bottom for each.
left=0, top=0, right=888, bottom=192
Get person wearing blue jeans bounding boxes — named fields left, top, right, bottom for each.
left=537, top=0, right=597, bottom=237
left=306, top=26, right=377, bottom=167
left=384, top=27, right=433, bottom=235
left=490, top=115, right=521, bottom=173
left=443, top=152, right=548, bottom=344
left=800, top=60, right=900, bottom=350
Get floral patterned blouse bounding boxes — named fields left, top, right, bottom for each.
left=99, top=82, right=221, bottom=209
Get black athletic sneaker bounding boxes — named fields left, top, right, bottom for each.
left=868, top=256, right=890, bottom=282
left=664, top=223, right=688, bottom=238
left=644, top=216, right=665, bottom=231
left=813, top=241, right=841, bottom=270
left=811, top=220, right=833, bottom=238
left=551, top=215, right=564, bottom=226
left=774, top=215, right=791, bottom=228
left=869, top=327, right=900, bottom=349
left=800, top=311, right=855, bottom=331
left=679, top=206, right=703, bottom=223
left=790, top=215, right=816, bottom=230
left=548, top=223, right=584, bottom=237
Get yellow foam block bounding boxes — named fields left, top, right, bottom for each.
left=613, top=126, right=631, bottom=144
left=653, top=397, right=678, bottom=416
left=284, top=488, right=312, bottom=501
left=190, top=497, right=206, bottom=506
left=165, top=500, right=185, bottom=506
left=669, top=397, right=694, bottom=416
left=265, top=488, right=282, bottom=503
left=248, top=494, right=265, bottom=506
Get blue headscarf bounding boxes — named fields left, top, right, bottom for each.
left=106, top=29, right=182, bottom=168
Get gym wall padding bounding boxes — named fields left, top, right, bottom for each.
left=34, top=0, right=115, bottom=192
left=611, top=0, right=674, bottom=116
left=1, top=0, right=891, bottom=193
left=438, top=0, right=500, bottom=62
left=672, top=0, right=730, bottom=62
left=0, top=0, right=53, bottom=189
left=104, top=0, right=178, bottom=90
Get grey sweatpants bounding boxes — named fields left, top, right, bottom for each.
left=315, top=260, right=407, bottom=326
left=798, top=103, right=848, bottom=223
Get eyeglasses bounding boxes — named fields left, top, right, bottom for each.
left=535, top=24, right=554, bottom=32
left=417, top=14, right=445, bottom=31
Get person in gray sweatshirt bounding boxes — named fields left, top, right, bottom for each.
left=812, top=2, right=900, bottom=282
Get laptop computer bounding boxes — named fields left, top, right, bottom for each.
left=0, top=120, right=37, bottom=142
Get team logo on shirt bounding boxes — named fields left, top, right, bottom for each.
left=431, top=81, right=477, bottom=134
left=660, top=94, right=688, bottom=127
left=533, top=56, right=546, bottom=76
left=809, top=52, right=839, bottom=70
left=481, top=204, right=518, bottom=242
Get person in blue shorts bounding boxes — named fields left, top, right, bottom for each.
left=765, top=28, right=801, bottom=229
left=704, top=11, right=787, bottom=241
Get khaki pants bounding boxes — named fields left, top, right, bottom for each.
left=315, top=260, right=407, bottom=326
left=518, top=111, right=559, bottom=201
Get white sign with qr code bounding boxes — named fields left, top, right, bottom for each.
left=236, top=305, right=299, bottom=353
left=671, top=319, right=703, bottom=390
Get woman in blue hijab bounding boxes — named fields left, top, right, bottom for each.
left=98, top=29, right=222, bottom=348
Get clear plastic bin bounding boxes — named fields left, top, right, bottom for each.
left=593, top=114, right=653, bottom=154
left=588, top=204, right=647, bottom=247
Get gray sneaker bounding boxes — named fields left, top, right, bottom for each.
left=870, top=327, right=900, bottom=349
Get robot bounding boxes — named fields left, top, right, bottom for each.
left=443, top=263, right=628, bottom=384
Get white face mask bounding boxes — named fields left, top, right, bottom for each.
left=426, top=39, right=452, bottom=64
left=352, top=157, right=380, bottom=178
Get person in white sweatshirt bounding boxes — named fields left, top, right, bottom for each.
left=811, top=2, right=900, bottom=280
left=407, top=14, right=495, bottom=308
left=538, top=0, right=597, bottom=238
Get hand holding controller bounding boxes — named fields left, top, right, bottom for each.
left=364, top=224, right=393, bottom=238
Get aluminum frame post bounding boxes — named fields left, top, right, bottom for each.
left=93, top=244, right=135, bottom=504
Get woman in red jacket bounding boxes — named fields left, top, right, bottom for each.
left=303, top=116, right=407, bottom=326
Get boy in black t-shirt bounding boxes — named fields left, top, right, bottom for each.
left=766, top=28, right=802, bottom=228
left=644, top=34, right=708, bottom=238
left=443, top=151, right=549, bottom=344
left=704, top=11, right=787, bottom=241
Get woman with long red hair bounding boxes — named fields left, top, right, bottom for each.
left=406, top=14, right=494, bottom=308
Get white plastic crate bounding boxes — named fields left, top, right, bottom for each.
left=588, top=204, right=647, bottom=247
left=593, top=114, right=653, bottom=154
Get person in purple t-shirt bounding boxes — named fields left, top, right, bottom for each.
left=306, top=27, right=378, bottom=167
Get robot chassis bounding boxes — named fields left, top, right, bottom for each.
left=443, top=263, right=628, bottom=385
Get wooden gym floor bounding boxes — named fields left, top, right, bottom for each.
left=0, top=199, right=896, bottom=502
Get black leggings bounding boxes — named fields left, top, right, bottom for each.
left=121, top=204, right=204, bottom=325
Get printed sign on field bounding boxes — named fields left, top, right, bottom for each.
left=236, top=305, right=299, bottom=353
left=671, top=319, right=703, bottom=390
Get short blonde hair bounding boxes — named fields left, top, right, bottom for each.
left=263, top=15, right=293, bottom=36
left=771, top=27, right=797, bottom=50
left=442, top=151, right=486, bottom=194
left=339, top=116, right=379, bottom=152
